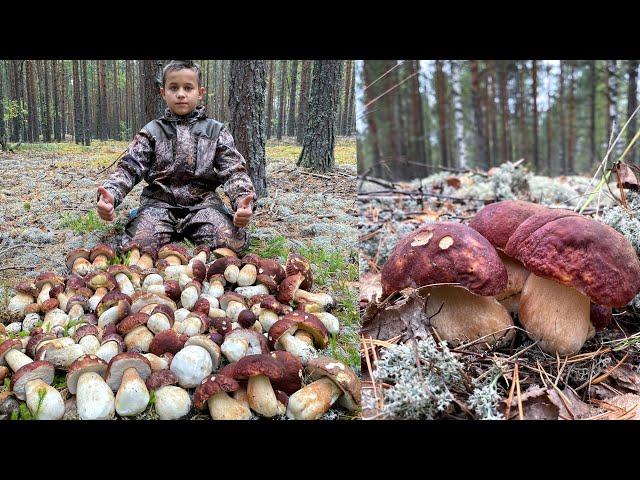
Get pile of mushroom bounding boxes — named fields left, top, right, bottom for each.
left=1, top=242, right=361, bottom=420
left=380, top=200, right=640, bottom=356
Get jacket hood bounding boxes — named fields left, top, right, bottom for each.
left=162, top=104, right=207, bottom=123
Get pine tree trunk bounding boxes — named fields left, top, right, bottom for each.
left=423, top=65, right=433, bottom=168
left=497, top=61, right=510, bottom=164
left=265, top=60, right=275, bottom=139
left=296, top=60, right=312, bottom=144
left=286, top=60, right=298, bottom=137
left=9, top=61, right=23, bottom=142
left=559, top=61, right=566, bottom=175
left=72, top=60, right=83, bottom=144
left=126, top=60, right=133, bottom=137
left=435, top=60, right=449, bottom=167
left=218, top=60, right=226, bottom=121
left=627, top=60, right=638, bottom=164
left=142, top=60, right=160, bottom=124
left=517, top=62, right=528, bottom=163
left=531, top=60, right=539, bottom=171
left=407, top=60, right=427, bottom=173
left=276, top=60, right=287, bottom=141
left=297, top=60, right=342, bottom=172
left=606, top=60, right=618, bottom=154
left=487, top=61, right=499, bottom=167
left=339, top=60, right=352, bottom=135
left=346, top=62, right=356, bottom=135
left=450, top=61, right=467, bottom=168
left=113, top=60, right=120, bottom=140
left=567, top=62, right=576, bottom=174
left=363, top=61, right=382, bottom=177
left=26, top=60, right=39, bottom=142
left=51, top=60, right=61, bottom=142
left=590, top=60, right=597, bottom=167
left=82, top=60, right=91, bottom=146
left=546, top=62, right=553, bottom=175
left=470, top=60, right=489, bottom=170
left=39, top=60, right=52, bottom=143
left=60, top=61, right=67, bottom=140
left=228, top=60, right=267, bottom=198
left=0, top=61, right=5, bottom=151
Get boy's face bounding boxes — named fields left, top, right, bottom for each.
left=160, top=68, right=205, bottom=116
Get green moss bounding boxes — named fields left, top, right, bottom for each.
left=60, top=211, right=109, bottom=234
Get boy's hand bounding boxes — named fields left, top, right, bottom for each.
left=233, top=195, right=253, bottom=228
left=97, top=186, right=116, bottom=222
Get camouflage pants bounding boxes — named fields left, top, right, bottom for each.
left=119, top=205, right=250, bottom=254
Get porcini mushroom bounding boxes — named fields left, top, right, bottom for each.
left=145, top=369, right=191, bottom=420
left=170, top=344, right=213, bottom=388
left=105, top=352, right=152, bottom=417
left=193, top=374, right=251, bottom=420
left=67, top=355, right=115, bottom=420
left=234, top=354, right=285, bottom=417
left=277, top=273, right=335, bottom=309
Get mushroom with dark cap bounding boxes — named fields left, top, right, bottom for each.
left=147, top=305, right=175, bottom=335
left=73, top=324, right=101, bottom=355
left=287, top=356, right=360, bottom=420
left=105, top=352, right=152, bottom=416
left=108, top=265, right=136, bottom=297
left=269, top=350, right=304, bottom=395
left=7, top=281, right=39, bottom=318
left=66, top=248, right=93, bottom=277
left=90, top=244, right=116, bottom=271
left=35, top=272, right=65, bottom=306
left=95, top=332, right=125, bottom=364
left=145, top=369, right=191, bottom=420
left=277, top=273, right=335, bottom=309
left=231, top=354, right=285, bottom=417
left=158, top=244, right=190, bottom=266
left=220, top=328, right=269, bottom=363
left=504, top=211, right=640, bottom=355
left=170, top=344, right=213, bottom=388
left=286, top=253, right=313, bottom=290
left=381, top=221, right=514, bottom=348
left=118, top=313, right=154, bottom=352
left=149, top=329, right=188, bottom=356
left=67, top=355, right=115, bottom=420
left=193, top=374, right=251, bottom=420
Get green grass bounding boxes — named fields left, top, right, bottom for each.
left=60, top=211, right=109, bottom=234
left=51, top=373, right=67, bottom=390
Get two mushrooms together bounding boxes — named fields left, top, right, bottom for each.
left=381, top=200, right=640, bottom=355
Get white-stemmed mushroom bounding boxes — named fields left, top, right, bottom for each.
left=170, top=345, right=213, bottom=388
left=105, top=352, right=152, bottom=417
left=67, top=355, right=114, bottom=420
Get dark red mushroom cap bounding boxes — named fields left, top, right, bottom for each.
left=209, top=332, right=224, bottom=345
left=41, top=298, right=59, bottom=313
left=104, top=352, right=152, bottom=391
left=65, top=248, right=91, bottom=270
left=381, top=221, right=508, bottom=297
left=145, top=369, right=178, bottom=390
left=306, top=356, right=361, bottom=410
left=101, top=333, right=126, bottom=353
left=80, top=313, right=98, bottom=325
left=49, top=284, right=65, bottom=299
left=11, top=361, right=55, bottom=401
left=192, top=297, right=212, bottom=316
left=505, top=212, right=640, bottom=307
left=141, top=244, right=158, bottom=259
left=260, top=296, right=287, bottom=314
left=158, top=244, right=189, bottom=264
left=233, top=354, right=284, bottom=381
left=35, top=272, right=65, bottom=290
left=210, top=317, right=234, bottom=336
left=0, top=339, right=23, bottom=365
left=149, top=330, right=188, bottom=356
left=26, top=333, right=56, bottom=359
left=274, top=390, right=289, bottom=407
left=66, top=274, right=87, bottom=292
left=96, top=291, right=132, bottom=317
left=269, top=350, right=303, bottom=395
left=163, top=280, right=182, bottom=302
left=219, top=362, right=237, bottom=378
left=150, top=305, right=175, bottom=325
left=276, top=274, right=305, bottom=304
left=108, top=265, right=133, bottom=280
left=193, top=245, right=211, bottom=262
left=247, top=294, right=270, bottom=308
left=208, top=257, right=242, bottom=278
left=237, top=310, right=257, bottom=329
left=284, top=311, right=329, bottom=348
left=190, top=260, right=207, bottom=283
left=267, top=319, right=298, bottom=350
left=90, top=244, right=116, bottom=262
left=65, top=295, right=89, bottom=313
left=219, top=292, right=246, bottom=310
left=192, top=374, right=240, bottom=409
left=15, top=281, right=38, bottom=297
left=286, top=253, right=313, bottom=290
left=73, top=324, right=100, bottom=343
left=116, top=313, right=150, bottom=335
left=468, top=200, right=550, bottom=250
left=66, top=355, right=108, bottom=395
left=122, top=241, right=142, bottom=254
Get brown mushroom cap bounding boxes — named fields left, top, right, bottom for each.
left=208, top=257, right=242, bottom=278
left=101, top=333, right=126, bottom=353
left=260, top=296, right=287, bottom=314
left=234, top=354, right=284, bottom=382
left=237, top=310, right=257, bottom=329
left=66, top=274, right=87, bottom=292
left=130, top=291, right=177, bottom=314
left=505, top=212, right=640, bottom=307
left=268, top=319, right=299, bottom=350
left=468, top=200, right=550, bottom=251
left=285, top=312, right=329, bottom=348
left=276, top=274, right=305, bottom=304
left=41, top=298, right=59, bottom=313
left=85, top=271, right=118, bottom=291
left=66, top=355, right=108, bottom=395
left=65, top=295, right=89, bottom=313
left=163, top=281, right=182, bottom=302
left=108, top=265, right=133, bottom=280
left=15, top=281, right=38, bottom=297
left=158, top=244, right=190, bottom=264
left=116, top=313, right=150, bottom=335
left=219, top=292, right=246, bottom=310
left=104, top=352, right=152, bottom=391
left=381, top=221, right=508, bottom=297
left=306, top=356, right=361, bottom=410
left=590, top=304, right=613, bottom=331
left=210, top=316, right=234, bottom=336
left=212, top=247, right=238, bottom=258
left=207, top=274, right=227, bottom=287
left=269, top=351, right=303, bottom=395
left=90, top=244, right=116, bottom=262
left=145, top=369, right=178, bottom=390
left=193, top=245, right=211, bottom=262
left=286, top=253, right=313, bottom=290
left=26, top=334, right=56, bottom=358
left=11, top=361, right=55, bottom=401
left=192, top=374, right=240, bottom=409
left=66, top=248, right=91, bottom=270
left=141, top=245, right=158, bottom=259
left=73, top=324, right=100, bottom=343
left=150, top=305, right=175, bottom=326
left=149, top=330, right=188, bottom=356
left=96, top=291, right=132, bottom=317
left=35, top=272, right=65, bottom=290
left=0, top=339, right=23, bottom=365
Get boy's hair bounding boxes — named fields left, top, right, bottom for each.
left=161, top=60, right=202, bottom=87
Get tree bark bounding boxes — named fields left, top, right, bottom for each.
left=82, top=60, right=91, bottom=146
left=125, top=60, right=133, bottom=138
left=362, top=61, right=381, bottom=177
left=590, top=60, right=597, bottom=167
left=567, top=62, right=576, bottom=174
left=346, top=61, right=356, bottom=135
left=26, top=60, right=39, bottom=142
left=450, top=61, right=467, bottom=168
left=531, top=60, right=539, bottom=171
left=286, top=60, right=298, bottom=137
left=39, top=60, right=52, bottom=143
left=276, top=60, right=287, bottom=140
left=627, top=60, right=638, bottom=164
left=296, top=60, right=312, bottom=144
left=559, top=61, right=566, bottom=175
left=60, top=61, right=67, bottom=139
left=407, top=60, right=427, bottom=173
left=142, top=60, right=161, bottom=124
left=0, top=61, right=5, bottom=150
left=112, top=60, right=120, bottom=140
left=546, top=62, right=553, bottom=175
left=470, top=60, right=489, bottom=170
left=486, top=61, right=499, bottom=167
left=265, top=60, right=275, bottom=139
left=606, top=60, right=618, bottom=155
left=297, top=60, right=343, bottom=172
left=435, top=60, right=449, bottom=167
left=51, top=60, right=61, bottom=142
left=339, top=60, right=352, bottom=135
left=228, top=60, right=267, bottom=198
left=72, top=60, right=83, bottom=144
left=497, top=61, right=511, bottom=164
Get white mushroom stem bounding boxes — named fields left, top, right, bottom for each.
left=208, top=281, right=225, bottom=298
left=92, top=254, right=109, bottom=270
left=279, top=333, right=316, bottom=364
left=5, top=348, right=32, bottom=371
left=95, top=341, right=120, bottom=364
left=225, top=301, right=246, bottom=321
left=115, top=273, right=135, bottom=297
left=140, top=303, right=159, bottom=315
left=173, top=316, right=202, bottom=337
left=143, top=274, right=164, bottom=290
left=258, top=310, right=279, bottom=332
left=42, top=309, right=69, bottom=333
left=115, top=367, right=150, bottom=416
left=294, top=331, right=314, bottom=346
left=89, top=287, right=108, bottom=312
left=72, top=258, right=93, bottom=276
left=209, top=308, right=226, bottom=318
left=293, top=290, right=334, bottom=309
left=79, top=335, right=101, bottom=355
left=237, top=264, right=257, bottom=287
left=235, top=284, right=269, bottom=299
left=286, top=377, right=342, bottom=420
left=519, top=273, right=592, bottom=355
left=191, top=251, right=208, bottom=265
left=174, top=308, right=191, bottom=323
left=97, top=305, right=125, bottom=329
left=178, top=273, right=192, bottom=290
left=221, top=337, right=249, bottom=363
left=25, top=379, right=65, bottom=420
left=148, top=313, right=172, bottom=335
left=76, top=372, right=115, bottom=420
left=163, top=264, right=197, bottom=281
left=43, top=344, right=85, bottom=369
left=233, top=388, right=251, bottom=410
left=154, top=385, right=191, bottom=420
left=208, top=391, right=252, bottom=420
left=165, top=254, right=183, bottom=266
left=68, top=304, right=85, bottom=322
left=124, top=326, right=154, bottom=352
left=55, top=292, right=71, bottom=312
left=136, top=253, right=154, bottom=270
left=247, top=374, right=280, bottom=417
left=8, top=292, right=35, bottom=316
left=199, top=294, right=220, bottom=310
left=315, top=312, right=340, bottom=335
left=224, top=265, right=240, bottom=284
left=37, top=282, right=54, bottom=306
left=125, top=249, right=141, bottom=266
left=142, top=353, right=169, bottom=371
left=181, top=285, right=200, bottom=310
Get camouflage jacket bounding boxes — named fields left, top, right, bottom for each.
left=101, top=105, right=256, bottom=213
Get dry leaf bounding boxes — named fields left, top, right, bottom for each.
left=359, top=272, right=383, bottom=303
left=446, top=176, right=462, bottom=189
left=615, top=162, right=639, bottom=191
left=502, top=385, right=560, bottom=420
left=546, top=388, right=591, bottom=420
left=596, top=394, right=640, bottom=420
left=607, top=364, right=640, bottom=394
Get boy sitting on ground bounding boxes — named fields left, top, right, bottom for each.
left=96, top=60, right=256, bottom=258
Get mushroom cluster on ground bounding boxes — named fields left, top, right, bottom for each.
left=378, top=200, right=640, bottom=356
left=1, top=243, right=361, bottom=420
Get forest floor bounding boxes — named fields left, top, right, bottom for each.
left=0, top=135, right=359, bottom=420
left=359, top=160, right=640, bottom=420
